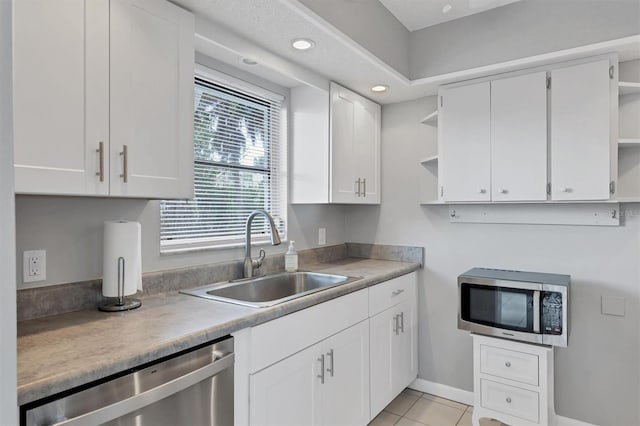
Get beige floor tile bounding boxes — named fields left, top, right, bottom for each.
left=403, top=388, right=424, bottom=398
left=465, top=406, right=473, bottom=414
left=385, top=392, right=420, bottom=416
left=421, top=393, right=468, bottom=411
left=396, top=418, right=428, bottom=426
left=457, top=411, right=473, bottom=426
left=405, top=398, right=465, bottom=426
left=368, top=410, right=401, bottom=426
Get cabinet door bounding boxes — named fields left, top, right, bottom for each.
left=491, top=72, right=548, bottom=201
left=370, top=307, right=396, bottom=417
left=13, top=0, right=109, bottom=195
left=249, top=343, right=320, bottom=426
left=550, top=59, right=612, bottom=200
left=330, top=83, right=357, bottom=203
left=370, top=300, right=418, bottom=418
left=393, top=299, right=418, bottom=393
left=354, top=96, right=381, bottom=204
left=439, top=82, right=491, bottom=201
left=318, top=320, right=370, bottom=426
left=110, top=0, right=194, bottom=199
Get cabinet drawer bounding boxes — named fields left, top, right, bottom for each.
left=249, top=289, right=368, bottom=373
left=369, top=273, right=416, bottom=315
left=480, top=344, right=539, bottom=386
left=481, top=379, right=539, bottom=423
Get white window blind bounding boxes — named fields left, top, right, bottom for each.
left=160, top=75, right=287, bottom=251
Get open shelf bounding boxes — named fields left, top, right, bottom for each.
left=420, top=154, right=438, bottom=165
left=420, top=110, right=438, bottom=126
left=618, top=138, right=640, bottom=147
left=619, top=81, right=640, bottom=95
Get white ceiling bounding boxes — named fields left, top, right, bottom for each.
left=379, top=0, right=521, bottom=32
left=172, top=0, right=640, bottom=105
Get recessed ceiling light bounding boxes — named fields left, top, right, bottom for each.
left=371, top=85, right=388, bottom=93
left=442, top=4, right=453, bottom=13
left=241, top=58, right=258, bottom=65
left=291, top=38, right=315, bottom=51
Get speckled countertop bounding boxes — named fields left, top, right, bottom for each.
left=17, top=258, right=420, bottom=406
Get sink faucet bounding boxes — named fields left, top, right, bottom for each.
left=244, top=209, right=282, bottom=278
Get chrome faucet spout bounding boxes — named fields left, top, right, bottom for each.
left=243, top=210, right=282, bottom=278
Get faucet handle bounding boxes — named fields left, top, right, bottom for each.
left=252, top=249, right=267, bottom=269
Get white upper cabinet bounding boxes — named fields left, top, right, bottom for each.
left=550, top=59, right=613, bottom=201
left=13, top=0, right=109, bottom=196
left=491, top=72, right=548, bottom=201
left=13, top=0, right=194, bottom=199
left=109, top=0, right=194, bottom=199
left=290, top=82, right=381, bottom=204
left=439, top=81, right=491, bottom=202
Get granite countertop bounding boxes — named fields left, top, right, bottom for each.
left=17, top=258, right=420, bottom=406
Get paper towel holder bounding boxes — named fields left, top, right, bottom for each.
left=99, top=257, right=142, bottom=312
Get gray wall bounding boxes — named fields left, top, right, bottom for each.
left=1, top=0, right=18, bottom=421
left=344, top=96, right=640, bottom=426
left=409, top=0, right=640, bottom=79
left=298, top=0, right=410, bottom=77
left=15, top=57, right=347, bottom=288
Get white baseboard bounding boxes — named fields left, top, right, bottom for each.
left=409, top=378, right=474, bottom=406
left=408, top=378, right=597, bottom=426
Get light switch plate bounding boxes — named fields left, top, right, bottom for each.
left=23, top=250, right=46, bottom=283
left=601, top=295, right=625, bottom=317
left=318, top=227, right=326, bottom=245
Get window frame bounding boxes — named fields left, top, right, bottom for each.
left=160, top=64, right=288, bottom=254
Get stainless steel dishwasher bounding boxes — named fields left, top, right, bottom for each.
left=23, top=336, right=234, bottom=426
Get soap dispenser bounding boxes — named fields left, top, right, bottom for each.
left=285, top=241, right=298, bottom=272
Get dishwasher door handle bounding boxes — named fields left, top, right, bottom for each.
left=51, top=353, right=234, bottom=426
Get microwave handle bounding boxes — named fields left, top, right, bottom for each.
left=533, top=290, right=541, bottom=333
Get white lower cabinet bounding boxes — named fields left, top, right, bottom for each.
left=369, top=274, right=419, bottom=419
left=472, top=334, right=555, bottom=426
left=249, top=320, right=370, bottom=426
left=237, top=272, right=419, bottom=426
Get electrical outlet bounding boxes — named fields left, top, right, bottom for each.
left=318, top=227, right=326, bottom=245
left=23, top=250, right=46, bottom=283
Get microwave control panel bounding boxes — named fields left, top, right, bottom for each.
left=542, top=291, right=563, bottom=335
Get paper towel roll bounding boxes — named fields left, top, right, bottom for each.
left=102, top=221, right=142, bottom=298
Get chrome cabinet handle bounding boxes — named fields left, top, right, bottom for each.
left=391, top=289, right=405, bottom=297
left=499, top=188, right=508, bottom=194
left=362, top=178, right=366, bottom=197
left=317, top=355, right=325, bottom=384
left=96, top=142, right=104, bottom=182
left=505, top=361, right=511, bottom=368
left=326, top=349, right=334, bottom=377
left=51, top=353, right=234, bottom=426
left=478, top=189, right=486, bottom=194
left=560, top=187, right=571, bottom=193
left=355, top=178, right=361, bottom=197
left=399, top=311, right=404, bottom=333
left=393, top=314, right=399, bottom=335
left=120, top=145, right=128, bottom=183
left=506, top=397, right=512, bottom=404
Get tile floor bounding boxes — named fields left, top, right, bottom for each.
left=369, top=389, right=508, bottom=426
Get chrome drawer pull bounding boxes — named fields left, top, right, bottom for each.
left=505, top=361, right=511, bottom=367
left=391, top=289, right=405, bottom=297
left=506, top=397, right=512, bottom=404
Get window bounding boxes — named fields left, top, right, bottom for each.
left=160, top=70, right=286, bottom=252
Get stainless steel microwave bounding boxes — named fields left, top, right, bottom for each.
left=458, top=268, right=570, bottom=347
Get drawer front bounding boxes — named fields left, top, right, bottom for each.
left=480, top=344, right=539, bottom=386
left=249, top=288, right=368, bottom=373
left=369, top=272, right=416, bottom=315
left=481, top=379, right=539, bottom=423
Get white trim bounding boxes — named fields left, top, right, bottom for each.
left=194, top=63, right=285, bottom=102
left=409, top=378, right=598, bottom=426
left=409, top=378, right=474, bottom=406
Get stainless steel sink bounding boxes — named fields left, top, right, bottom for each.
left=181, top=272, right=360, bottom=308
